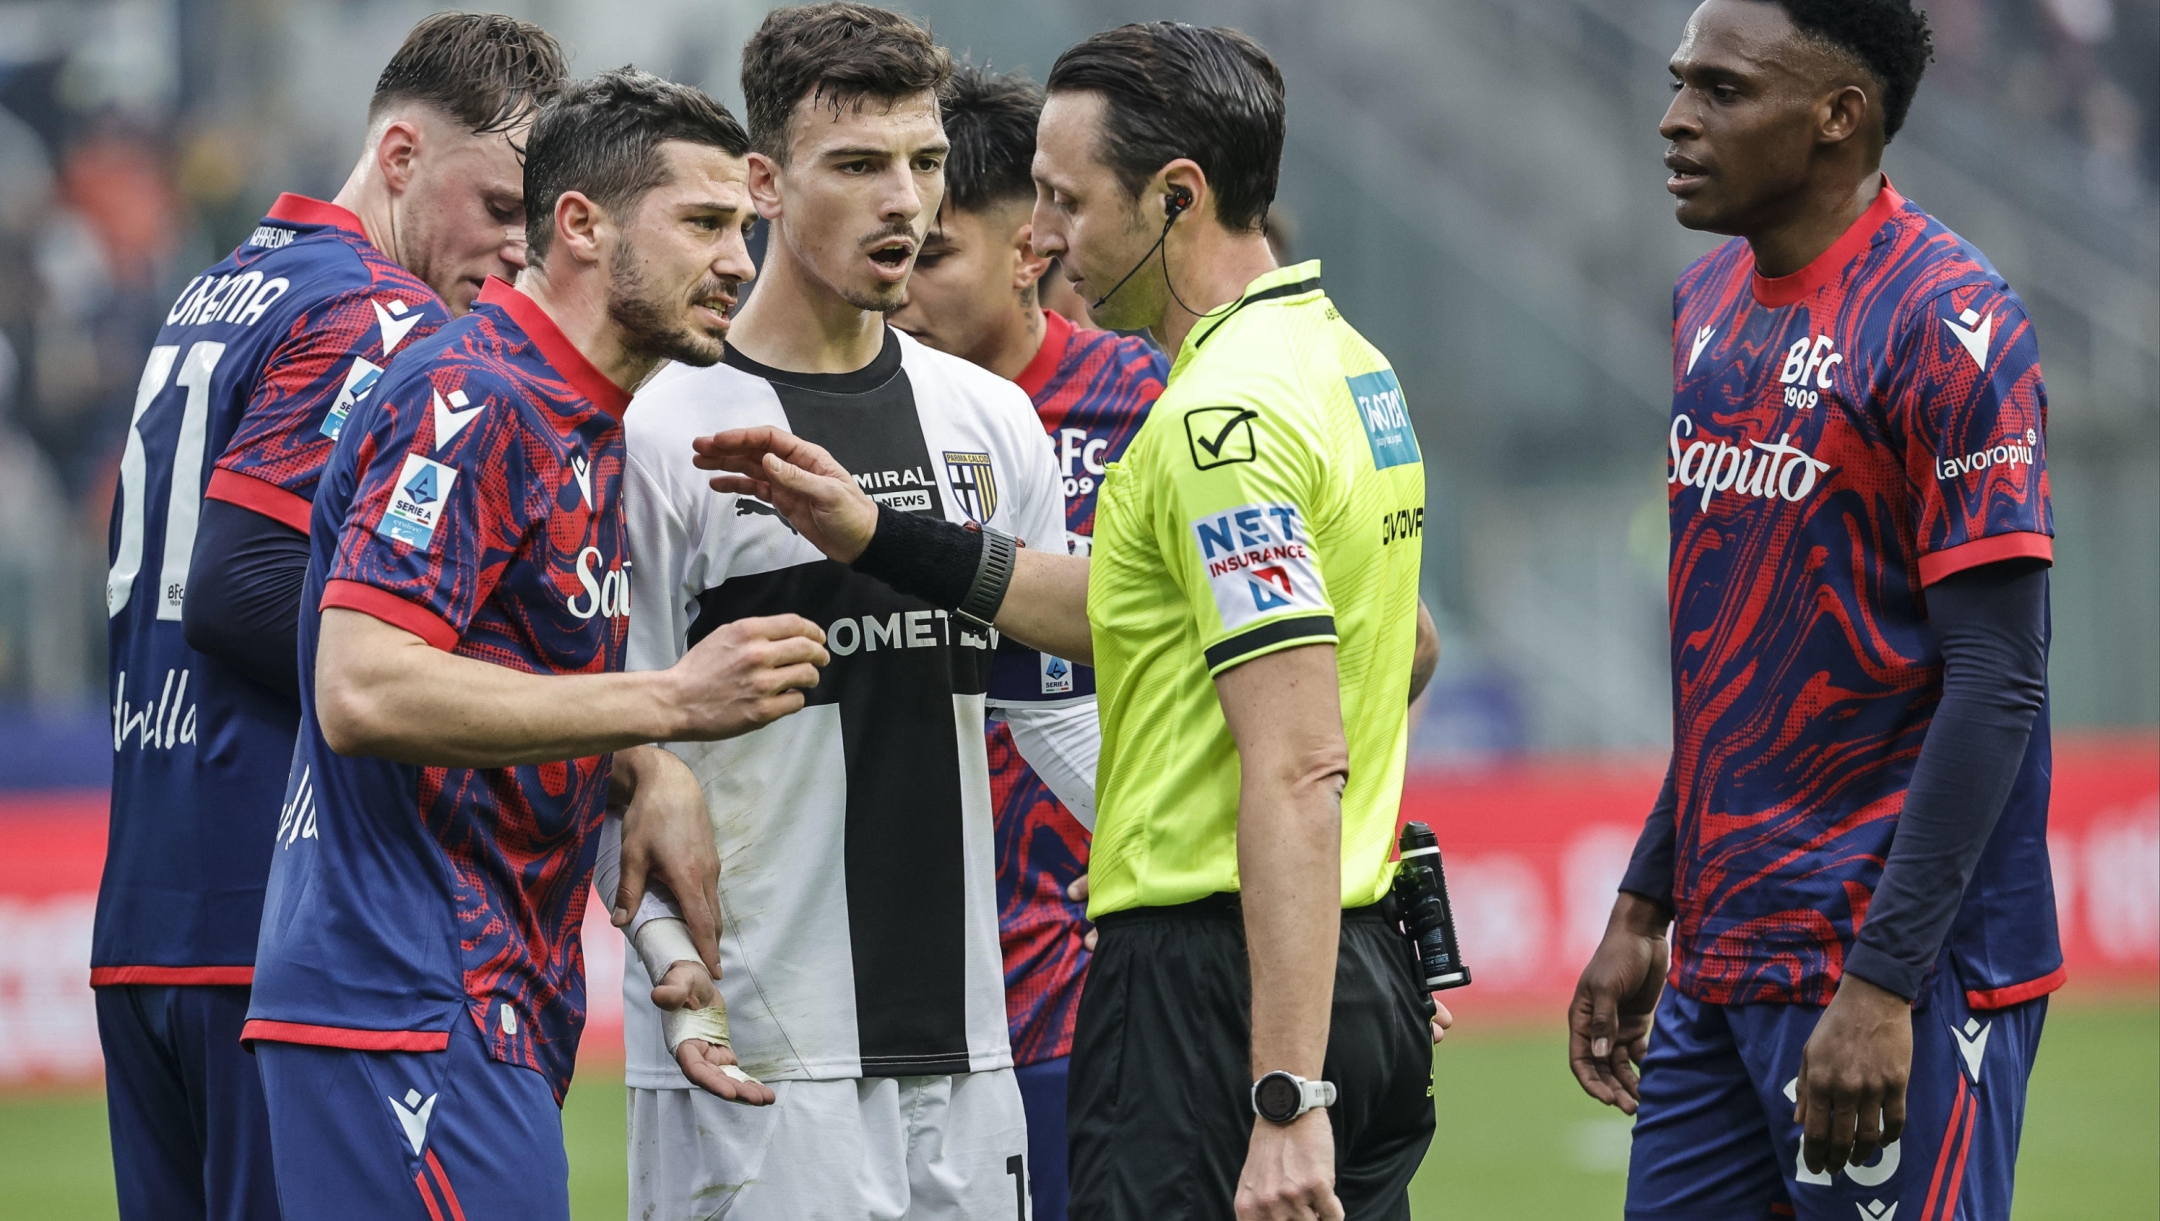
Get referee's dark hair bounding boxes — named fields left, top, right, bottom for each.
left=740, top=3, right=954, bottom=164
left=1759, top=0, right=1933, bottom=141
left=522, top=69, right=751, bottom=265
left=368, top=11, right=568, bottom=135
left=941, top=65, right=1043, bottom=214
left=1046, top=23, right=1285, bottom=232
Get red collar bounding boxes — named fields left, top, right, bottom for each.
left=476, top=278, right=631, bottom=420
left=1750, top=178, right=1906, bottom=308
left=265, top=193, right=366, bottom=235
left=1014, top=308, right=1074, bottom=399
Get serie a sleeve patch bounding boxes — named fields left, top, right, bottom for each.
left=376, top=453, right=459, bottom=551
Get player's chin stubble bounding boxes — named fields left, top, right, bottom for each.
left=608, top=258, right=727, bottom=369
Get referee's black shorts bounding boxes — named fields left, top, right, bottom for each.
left=1069, top=893, right=1436, bottom=1221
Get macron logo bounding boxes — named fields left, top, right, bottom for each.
left=1944, top=307, right=1993, bottom=371
left=570, top=454, right=593, bottom=510
left=432, top=388, right=482, bottom=450
left=1687, top=326, right=1716, bottom=375
left=373, top=298, right=424, bottom=353
left=388, top=1088, right=437, bottom=1155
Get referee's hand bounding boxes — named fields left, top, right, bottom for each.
left=1236, top=1110, right=1344, bottom=1221
left=693, top=426, right=879, bottom=564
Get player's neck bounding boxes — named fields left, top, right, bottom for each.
left=331, top=158, right=399, bottom=272
left=1745, top=170, right=1883, bottom=280
left=516, top=263, right=662, bottom=393
left=1153, top=227, right=1279, bottom=359
left=975, top=302, right=1047, bottom=383
left=728, top=235, right=886, bottom=375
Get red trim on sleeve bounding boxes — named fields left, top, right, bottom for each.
left=1014, top=308, right=1074, bottom=399
left=1965, top=965, right=2067, bottom=1011
left=265, top=194, right=367, bottom=236
left=90, top=965, right=255, bottom=987
left=1918, top=532, right=2053, bottom=587
left=476, top=278, right=631, bottom=419
left=240, top=1019, right=452, bottom=1052
left=205, top=468, right=313, bottom=534
left=321, top=579, right=460, bottom=652
left=1752, top=179, right=1906, bottom=308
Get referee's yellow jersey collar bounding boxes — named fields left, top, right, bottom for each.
left=1183, top=259, right=1326, bottom=355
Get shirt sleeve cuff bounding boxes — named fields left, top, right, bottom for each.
left=1918, top=531, right=2052, bottom=587
left=1202, top=615, right=1338, bottom=676
left=1841, top=942, right=1925, bottom=1003
left=320, top=579, right=459, bottom=651
left=205, top=468, right=313, bottom=535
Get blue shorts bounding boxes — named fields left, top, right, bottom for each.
left=253, top=1018, right=568, bottom=1221
left=1626, top=957, right=2047, bottom=1221
left=95, top=984, right=280, bottom=1221
left=1017, top=1056, right=1071, bottom=1221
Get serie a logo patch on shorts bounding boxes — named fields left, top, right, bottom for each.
left=378, top=453, right=459, bottom=550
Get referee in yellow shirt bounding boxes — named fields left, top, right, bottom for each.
left=695, top=22, right=1435, bottom=1221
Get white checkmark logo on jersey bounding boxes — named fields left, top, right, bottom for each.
left=570, top=453, right=593, bottom=509
left=432, top=388, right=483, bottom=450
left=1687, top=325, right=1716, bottom=374
left=1944, top=307, right=1993, bottom=371
left=373, top=298, right=424, bottom=354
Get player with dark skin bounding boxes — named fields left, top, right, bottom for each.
left=1569, top=0, right=1919, bottom=1182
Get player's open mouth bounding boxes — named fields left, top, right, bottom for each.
left=1665, top=152, right=1709, bottom=195
left=867, top=239, right=916, bottom=280
left=693, top=294, right=735, bottom=330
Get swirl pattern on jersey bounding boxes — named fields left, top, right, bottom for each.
left=992, top=316, right=1164, bottom=1063
left=1665, top=184, right=2055, bottom=1006
left=256, top=282, right=627, bottom=1097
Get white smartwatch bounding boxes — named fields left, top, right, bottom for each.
left=1251, top=1071, right=1337, bottom=1124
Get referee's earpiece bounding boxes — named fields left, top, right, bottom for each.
left=1092, top=185, right=1198, bottom=311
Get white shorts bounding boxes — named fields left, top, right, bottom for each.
left=627, top=1069, right=1030, bottom=1221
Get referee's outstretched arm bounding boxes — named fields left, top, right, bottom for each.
left=693, top=425, right=1095, bottom=662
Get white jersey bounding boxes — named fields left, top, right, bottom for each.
left=621, top=327, right=1073, bottom=1087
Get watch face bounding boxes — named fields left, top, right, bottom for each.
left=1255, top=1073, right=1301, bottom=1121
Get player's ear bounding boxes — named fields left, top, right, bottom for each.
left=552, top=190, right=606, bottom=266
left=745, top=152, right=785, bottom=223
left=1012, top=221, right=1051, bottom=294
left=1819, top=84, right=1870, bottom=148
left=374, top=118, right=423, bottom=194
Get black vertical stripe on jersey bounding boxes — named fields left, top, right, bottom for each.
left=691, top=342, right=990, bottom=1075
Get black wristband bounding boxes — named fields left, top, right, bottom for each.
left=850, top=502, right=1015, bottom=624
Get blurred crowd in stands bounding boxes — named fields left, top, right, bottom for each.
left=0, top=0, right=2151, bottom=755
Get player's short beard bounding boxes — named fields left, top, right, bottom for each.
left=608, top=235, right=730, bottom=369
left=833, top=220, right=915, bottom=313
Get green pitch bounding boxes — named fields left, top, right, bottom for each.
left=3, top=1000, right=2151, bottom=1219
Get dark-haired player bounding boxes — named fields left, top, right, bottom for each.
left=241, top=70, right=828, bottom=1221
left=695, top=21, right=1440, bottom=1221
left=615, top=8, right=1085, bottom=1218
left=888, top=63, right=1167, bottom=1221
left=1569, top=3, right=2057, bottom=1219
left=94, top=16, right=566, bottom=1221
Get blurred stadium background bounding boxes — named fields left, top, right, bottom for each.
left=0, top=0, right=2151, bottom=1216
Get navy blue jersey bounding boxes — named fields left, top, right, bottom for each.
left=94, top=195, right=442, bottom=984
left=1665, top=182, right=2060, bottom=1009
left=245, top=280, right=629, bottom=1100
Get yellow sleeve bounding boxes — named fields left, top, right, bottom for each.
left=1151, top=380, right=1341, bottom=675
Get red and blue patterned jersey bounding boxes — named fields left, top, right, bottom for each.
left=1666, top=181, right=2061, bottom=1008
left=989, top=309, right=1165, bottom=1064
left=94, top=195, right=442, bottom=982
left=244, top=279, right=630, bottom=1099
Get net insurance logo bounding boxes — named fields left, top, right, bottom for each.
left=1192, top=502, right=1328, bottom=631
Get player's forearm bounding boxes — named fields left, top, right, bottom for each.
left=992, top=549, right=1094, bottom=664
left=1846, top=562, right=2047, bottom=1000
left=1408, top=600, right=1440, bottom=705
left=316, top=608, right=684, bottom=766
left=1220, top=645, right=1349, bottom=1080
left=1616, top=763, right=1679, bottom=914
